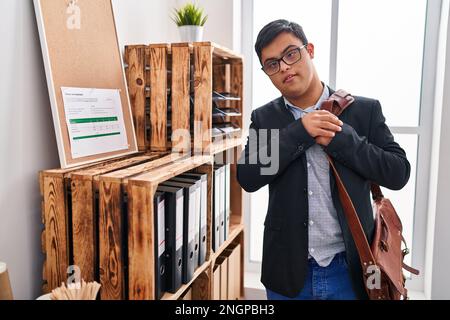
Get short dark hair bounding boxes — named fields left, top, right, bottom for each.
left=255, top=19, right=308, bottom=65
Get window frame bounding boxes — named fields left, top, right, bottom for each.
left=242, top=0, right=442, bottom=292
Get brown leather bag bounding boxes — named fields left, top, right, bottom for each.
left=321, top=90, right=419, bottom=300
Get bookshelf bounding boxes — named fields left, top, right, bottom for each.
left=40, top=42, right=245, bottom=300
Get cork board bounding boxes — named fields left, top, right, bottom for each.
left=34, top=0, right=137, bottom=168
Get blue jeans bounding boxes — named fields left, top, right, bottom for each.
left=266, top=252, right=357, bottom=300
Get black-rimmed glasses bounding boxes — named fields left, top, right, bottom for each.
left=262, top=44, right=308, bottom=76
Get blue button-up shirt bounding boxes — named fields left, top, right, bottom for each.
left=283, top=85, right=346, bottom=267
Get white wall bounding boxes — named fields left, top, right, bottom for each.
left=113, top=0, right=242, bottom=52
left=428, top=0, right=450, bottom=300
left=0, top=0, right=59, bottom=300
left=112, top=0, right=177, bottom=48
left=0, top=0, right=239, bottom=300
left=2, top=0, right=450, bottom=301
left=173, top=0, right=242, bottom=51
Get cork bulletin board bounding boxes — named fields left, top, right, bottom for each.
left=34, top=0, right=138, bottom=168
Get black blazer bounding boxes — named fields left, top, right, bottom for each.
left=236, top=88, right=410, bottom=299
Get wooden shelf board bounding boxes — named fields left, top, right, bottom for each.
left=40, top=152, right=145, bottom=177
left=212, top=223, right=244, bottom=261
left=210, top=137, right=243, bottom=155
left=164, top=42, right=243, bottom=61
left=161, top=260, right=211, bottom=300
left=209, top=42, right=244, bottom=60
left=130, top=155, right=212, bottom=185
left=100, top=153, right=186, bottom=184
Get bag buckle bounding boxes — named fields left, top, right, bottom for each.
left=402, top=248, right=410, bottom=257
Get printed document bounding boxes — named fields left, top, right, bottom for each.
left=61, top=87, right=129, bottom=158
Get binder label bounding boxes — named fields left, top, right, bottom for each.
left=226, top=165, right=230, bottom=212
left=194, top=189, right=200, bottom=236
left=201, top=181, right=207, bottom=228
left=158, top=199, right=165, bottom=257
left=220, top=168, right=225, bottom=214
left=176, top=197, right=184, bottom=250
left=215, top=177, right=220, bottom=221
left=189, top=194, right=196, bottom=242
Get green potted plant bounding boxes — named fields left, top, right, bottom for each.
left=172, top=2, right=208, bottom=42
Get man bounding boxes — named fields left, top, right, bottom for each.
left=236, top=19, right=410, bottom=300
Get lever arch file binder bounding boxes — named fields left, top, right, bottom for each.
left=154, top=191, right=166, bottom=299
left=162, top=180, right=198, bottom=283
left=177, top=173, right=208, bottom=265
left=156, top=185, right=184, bottom=293
left=224, top=164, right=231, bottom=240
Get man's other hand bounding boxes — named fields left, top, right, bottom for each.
left=301, top=110, right=343, bottom=146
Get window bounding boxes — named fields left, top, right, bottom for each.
left=245, top=0, right=439, bottom=291
left=250, top=0, right=333, bottom=263
left=336, top=0, right=428, bottom=272
left=252, top=0, right=332, bottom=109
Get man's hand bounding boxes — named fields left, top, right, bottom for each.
left=315, top=135, right=334, bottom=147
left=301, top=110, right=343, bottom=146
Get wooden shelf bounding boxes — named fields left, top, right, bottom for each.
left=41, top=41, right=245, bottom=301
left=163, top=42, right=243, bottom=60
left=210, top=137, right=244, bottom=155
left=130, top=155, right=212, bottom=185
left=125, top=42, right=243, bottom=155
left=39, top=152, right=167, bottom=294
left=161, top=260, right=211, bottom=300
left=211, top=224, right=244, bottom=300
left=213, top=223, right=244, bottom=261
left=208, top=42, right=244, bottom=60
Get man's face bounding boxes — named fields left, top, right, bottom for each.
left=260, top=32, right=315, bottom=99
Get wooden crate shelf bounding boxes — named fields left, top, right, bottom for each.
left=211, top=230, right=244, bottom=300
left=39, top=152, right=165, bottom=292
left=124, top=42, right=244, bottom=156
left=41, top=41, right=246, bottom=301
left=162, top=261, right=211, bottom=300
left=126, top=155, right=213, bottom=300
left=214, top=144, right=244, bottom=228
left=95, top=153, right=188, bottom=300
left=212, top=224, right=244, bottom=261
left=210, top=136, right=244, bottom=155
left=41, top=152, right=245, bottom=300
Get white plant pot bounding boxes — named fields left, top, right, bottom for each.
left=178, top=25, right=204, bottom=43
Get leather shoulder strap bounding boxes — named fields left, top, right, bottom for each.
left=321, top=89, right=355, bottom=116
left=327, top=155, right=376, bottom=269
left=324, top=89, right=385, bottom=202
left=322, top=89, right=377, bottom=269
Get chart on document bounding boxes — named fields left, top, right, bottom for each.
left=61, top=87, right=129, bottom=159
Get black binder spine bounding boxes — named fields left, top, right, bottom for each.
left=154, top=192, right=166, bottom=300
left=157, top=185, right=184, bottom=293
left=162, top=181, right=196, bottom=284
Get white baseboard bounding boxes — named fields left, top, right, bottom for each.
left=244, top=271, right=266, bottom=300
left=408, top=291, right=427, bottom=300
